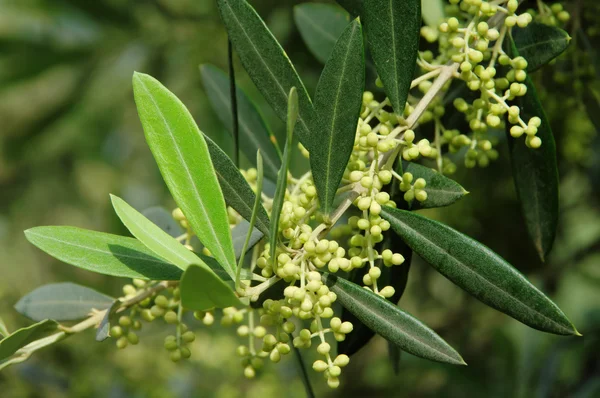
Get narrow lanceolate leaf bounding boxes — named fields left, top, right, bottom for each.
left=15, top=283, right=114, bottom=322
left=232, top=220, right=264, bottom=260
left=133, top=72, right=236, bottom=279
left=507, top=36, right=559, bottom=262
left=204, top=134, right=271, bottom=237
left=421, top=0, right=445, bottom=27
left=312, top=18, right=365, bottom=216
left=270, top=87, right=298, bottom=263
left=0, top=320, right=58, bottom=362
left=200, top=64, right=281, bottom=179
left=216, top=0, right=316, bottom=152
left=111, top=195, right=209, bottom=272
left=0, top=318, right=9, bottom=338
left=96, top=300, right=119, bottom=342
left=402, top=161, right=468, bottom=209
left=180, top=264, right=241, bottom=311
left=363, top=0, right=421, bottom=115
left=25, top=226, right=182, bottom=280
left=380, top=207, right=579, bottom=336
left=513, top=22, right=570, bottom=72
left=323, top=273, right=465, bottom=365
left=294, top=4, right=350, bottom=64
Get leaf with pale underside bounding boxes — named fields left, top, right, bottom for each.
left=25, top=226, right=183, bottom=280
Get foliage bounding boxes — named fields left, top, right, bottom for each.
left=1, top=0, right=599, bottom=397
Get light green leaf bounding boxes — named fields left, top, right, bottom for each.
left=216, top=0, right=317, bottom=152
left=180, top=264, right=241, bottom=311
left=204, top=133, right=271, bottom=237
left=25, top=226, right=182, bottom=280
left=402, top=161, right=468, bottom=209
left=15, top=283, right=114, bottom=322
left=380, top=207, right=579, bottom=336
left=513, top=22, right=570, bottom=72
left=0, top=318, right=8, bottom=338
left=132, top=72, right=236, bottom=279
left=421, top=0, right=445, bottom=28
left=270, top=87, right=298, bottom=263
left=200, top=64, right=281, bottom=179
left=0, top=320, right=58, bottom=362
left=111, top=195, right=209, bottom=272
left=96, top=300, right=119, bottom=342
left=312, top=18, right=365, bottom=216
left=322, top=273, right=465, bottom=365
left=294, top=3, right=350, bottom=64
left=363, top=0, right=421, bottom=115
left=507, top=36, right=559, bottom=262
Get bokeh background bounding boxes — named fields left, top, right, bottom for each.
left=0, top=0, right=599, bottom=397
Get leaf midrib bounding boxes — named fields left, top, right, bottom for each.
left=136, top=77, right=233, bottom=275
left=399, top=217, right=570, bottom=333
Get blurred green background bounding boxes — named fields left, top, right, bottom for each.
left=0, top=0, right=599, bottom=397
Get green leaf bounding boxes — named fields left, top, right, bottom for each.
left=180, top=264, right=241, bottom=311
left=216, top=0, right=316, bottom=152
left=0, top=320, right=58, bottom=361
left=312, top=18, right=365, bottom=216
left=421, top=0, right=445, bottom=27
left=96, top=300, right=119, bottom=342
left=236, top=151, right=265, bottom=286
left=200, top=64, right=281, bottom=179
left=322, top=273, right=465, bottom=365
left=380, top=207, right=579, bottom=336
left=402, top=161, right=468, bottom=209
left=270, top=87, right=298, bottom=263
left=388, top=341, right=402, bottom=374
left=133, top=72, right=236, bottom=279
left=513, top=22, right=570, bottom=72
left=293, top=3, right=350, bottom=64
left=506, top=36, right=559, bottom=262
left=336, top=0, right=362, bottom=16
left=363, top=0, right=421, bottom=114
left=142, top=207, right=184, bottom=238
left=232, top=220, right=264, bottom=261
left=15, top=283, right=114, bottom=322
left=111, top=195, right=208, bottom=273
left=25, top=226, right=182, bottom=280
left=204, top=133, right=271, bottom=237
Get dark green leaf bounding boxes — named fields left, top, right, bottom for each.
left=96, top=300, right=119, bottom=342
left=380, top=206, right=579, bottom=336
left=0, top=320, right=58, bottom=361
left=363, top=0, right=421, bottom=114
left=323, top=273, right=465, bottom=365
left=216, top=0, right=317, bottom=152
left=513, top=22, right=570, bottom=72
left=15, top=283, right=114, bottom=322
left=507, top=36, right=559, bottom=262
left=388, top=341, right=402, bottom=374
left=204, top=133, right=271, bottom=237
left=200, top=64, right=281, bottom=179
left=294, top=4, right=350, bottom=64
left=312, top=18, right=365, bottom=215
left=142, top=207, right=184, bottom=238
left=402, top=161, right=468, bottom=209
left=270, top=87, right=298, bottom=263
left=336, top=0, right=362, bottom=16
left=133, top=72, right=236, bottom=279
left=25, top=226, right=183, bottom=280
left=180, top=264, right=241, bottom=311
